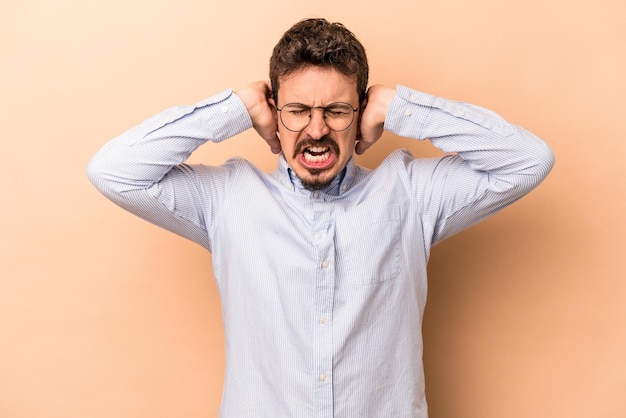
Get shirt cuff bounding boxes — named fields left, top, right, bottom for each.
left=383, top=85, right=436, bottom=141
left=195, top=89, right=254, bottom=142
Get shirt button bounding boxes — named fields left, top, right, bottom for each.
left=457, top=109, right=466, bottom=116
left=319, top=373, right=326, bottom=381
left=221, top=106, right=229, bottom=113
left=321, top=260, right=329, bottom=268
left=319, top=316, right=327, bottom=325
left=313, top=192, right=320, bottom=199
left=315, top=233, right=322, bottom=240
left=410, top=94, right=418, bottom=101
left=404, top=108, right=413, bottom=116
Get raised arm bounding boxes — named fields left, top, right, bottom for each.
left=359, top=84, right=555, bottom=245
left=87, top=87, right=274, bottom=250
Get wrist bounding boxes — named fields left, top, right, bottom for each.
left=234, top=81, right=270, bottom=119
left=366, top=85, right=395, bottom=125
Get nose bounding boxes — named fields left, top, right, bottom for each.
left=304, top=108, right=331, bottom=139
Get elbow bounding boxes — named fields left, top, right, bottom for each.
left=499, top=139, right=556, bottom=195
left=533, top=141, right=556, bottom=185
left=86, top=157, right=103, bottom=191
left=86, top=155, right=120, bottom=199
left=87, top=156, right=106, bottom=192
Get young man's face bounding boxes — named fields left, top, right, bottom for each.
left=275, top=66, right=360, bottom=191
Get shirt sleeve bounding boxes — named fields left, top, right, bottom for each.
left=384, top=85, right=555, bottom=245
left=87, top=89, right=253, bottom=251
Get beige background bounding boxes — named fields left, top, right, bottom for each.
left=1, top=0, right=625, bottom=417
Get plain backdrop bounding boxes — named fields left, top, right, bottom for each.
left=1, top=0, right=625, bottom=417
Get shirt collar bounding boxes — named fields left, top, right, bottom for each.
left=276, top=154, right=356, bottom=197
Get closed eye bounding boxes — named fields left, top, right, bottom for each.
left=326, top=110, right=349, bottom=117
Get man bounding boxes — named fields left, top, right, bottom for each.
left=88, top=18, right=554, bottom=418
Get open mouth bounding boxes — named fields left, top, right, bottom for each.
left=294, top=138, right=340, bottom=171
left=303, top=146, right=331, bottom=163
left=298, top=145, right=337, bottom=170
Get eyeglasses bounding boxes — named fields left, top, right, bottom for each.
left=276, top=102, right=359, bottom=132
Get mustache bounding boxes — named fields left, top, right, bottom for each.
left=292, top=136, right=340, bottom=159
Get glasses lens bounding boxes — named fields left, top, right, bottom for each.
left=280, top=104, right=311, bottom=132
left=323, top=103, right=355, bottom=131
left=280, top=103, right=356, bottom=132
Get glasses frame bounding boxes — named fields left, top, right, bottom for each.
left=276, top=102, right=359, bottom=132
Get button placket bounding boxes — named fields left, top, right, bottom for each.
left=311, top=208, right=334, bottom=410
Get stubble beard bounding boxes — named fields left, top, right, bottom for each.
left=299, top=171, right=334, bottom=191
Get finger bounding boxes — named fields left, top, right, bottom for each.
left=355, top=137, right=372, bottom=155
left=265, top=81, right=274, bottom=99
left=266, top=134, right=282, bottom=154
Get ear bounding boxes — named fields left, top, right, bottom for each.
left=266, top=95, right=280, bottom=129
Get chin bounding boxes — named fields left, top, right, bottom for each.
left=298, top=170, right=337, bottom=191
left=301, top=178, right=334, bottom=191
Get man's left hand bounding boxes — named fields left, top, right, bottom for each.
left=355, top=85, right=395, bottom=155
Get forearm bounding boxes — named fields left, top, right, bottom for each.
left=385, top=85, right=554, bottom=187
left=87, top=89, right=252, bottom=194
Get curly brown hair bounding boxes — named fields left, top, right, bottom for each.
left=269, top=18, right=369, bottom=104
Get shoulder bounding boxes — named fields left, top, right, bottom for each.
left=358, top=149, right=455, bottom=193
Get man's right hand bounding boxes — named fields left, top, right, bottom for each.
left=235, top=81, right=282, bottom=154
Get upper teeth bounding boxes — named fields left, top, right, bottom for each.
left=307, top=146, right=328, bottom=153
left=303, top=146, right=331, bottom=163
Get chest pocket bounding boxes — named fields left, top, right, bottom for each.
left=334, top=204, right=401, bottom=286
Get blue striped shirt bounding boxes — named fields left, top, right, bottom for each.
left=88, top=85, right=554, bottom=418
